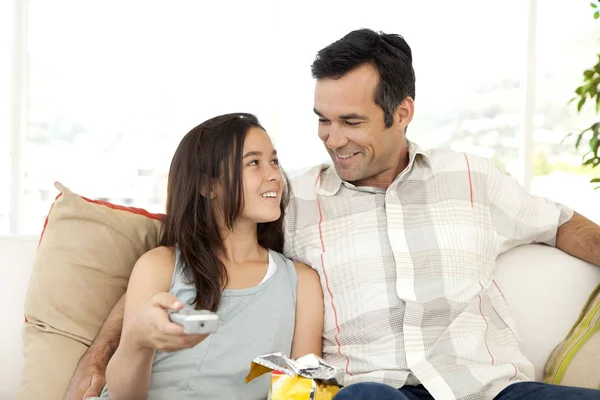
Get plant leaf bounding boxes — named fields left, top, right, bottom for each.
left=591, top=136, right=599, bottom=157
left=593, top=2, right=598, bottom=8
left=595, top=10, right=599, bottom=18
left=562, top=131, right=575, bottom=144
left=578, top=96, right=587, bottom=112
left=592, top=178, right=600, bottom=183
left=576, top=131, right=588, bottom=149
left=584, top=69, right=596, bottom=79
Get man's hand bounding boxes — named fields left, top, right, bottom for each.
left=63, top=293, right=126, bottom=399
left=63, top=354, right=106, bottom=400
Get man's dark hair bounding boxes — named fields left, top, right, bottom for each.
left=311, top=28, right=415, bottom=128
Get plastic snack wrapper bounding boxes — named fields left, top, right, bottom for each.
left=246, top=352, right=344, bottom=400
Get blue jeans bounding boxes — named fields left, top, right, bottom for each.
left=332, top=381, right=600, bottom=399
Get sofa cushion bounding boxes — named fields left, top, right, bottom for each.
left=544, top=283, right=600, bottom=389
left=19, top=323, right=89, bottom=400
left=18, top=182, right=163, bottom=400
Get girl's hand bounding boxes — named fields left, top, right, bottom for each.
left=124, top=292, right=209, bottom=352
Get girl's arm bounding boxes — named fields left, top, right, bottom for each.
left=104, top=246, right=178, bottom=400
left=290, top=262, right=324, bottom=358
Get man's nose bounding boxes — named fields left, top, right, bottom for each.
left=326, top=123, right=347, bottom=150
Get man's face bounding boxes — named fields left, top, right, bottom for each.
left=314, top=64, right=413, bottom=189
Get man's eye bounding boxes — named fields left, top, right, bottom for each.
left=271, top=159, right=280, bottom=166
left=345, top=121, right=360, bottom=126
left=318, top=118, right=330, bottom=123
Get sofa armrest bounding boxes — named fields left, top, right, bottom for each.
left=494, top=244, right=600, bottom=381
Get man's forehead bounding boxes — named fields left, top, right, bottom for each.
left=315, top=69, right=378, bottom=107
left=314, top=84, right=377, bottom=118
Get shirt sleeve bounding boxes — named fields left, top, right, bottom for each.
left=282, top=214, right=297, bottom=261
left=486, top=161, right=574, bottom=253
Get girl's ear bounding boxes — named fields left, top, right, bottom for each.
left=199, top=175, right=214, bottom=198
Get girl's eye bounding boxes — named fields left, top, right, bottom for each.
left=271, top=159, right=280, bottom=166
left=248, top=160, right=258, bottom=166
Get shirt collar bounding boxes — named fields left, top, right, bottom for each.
left=316, top=140, right=431, bottom=196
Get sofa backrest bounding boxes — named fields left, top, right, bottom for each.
left=1, top=235, right=38, bottom=400
left=1, top=235, right=600, bottom=399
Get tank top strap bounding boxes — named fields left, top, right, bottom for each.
left=269, top=250, right=298, bottom=303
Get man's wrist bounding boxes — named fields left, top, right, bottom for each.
left=78, top=292, right=125, bottom=368
left=81, top=333, right=121, bottom=368
left=80, top=346, right=109, bottom=369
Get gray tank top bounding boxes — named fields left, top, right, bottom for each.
left=98, top=248, right=297, bottom=400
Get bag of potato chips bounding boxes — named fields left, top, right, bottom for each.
left=246, top=352, right=344, bottom=400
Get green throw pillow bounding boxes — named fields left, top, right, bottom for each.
left=544, top=283, right=600, bottom=390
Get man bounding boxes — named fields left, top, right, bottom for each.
left=66, top=29, right=600, bottom=400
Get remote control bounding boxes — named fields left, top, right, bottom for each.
left=168, top=309, right=220, bottom=334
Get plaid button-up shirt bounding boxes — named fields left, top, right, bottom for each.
left=283, top=141, right=573, bottom=400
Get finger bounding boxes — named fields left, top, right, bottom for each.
left=72, top=375, right=93, bottom=400
left=184, top=333, right=210, bottom=346
left=150, top=292, right=183, bottom=310
left=149, top=306, right=185, bottom=335
left=155, top=335, right=190, bottom=351
left=82, top=382, right=102, bottom=399
left=157, top=320, right=186, bottom=336
left=154, top=332, right=208, bottom=351
left=88, top=374, right=106, bottom=394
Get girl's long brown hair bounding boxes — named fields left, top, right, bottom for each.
left=159, top=113, right=289, bottom=311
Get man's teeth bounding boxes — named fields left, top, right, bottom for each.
left=337, top=153, right=355, bottom=159
left=261, top=192, right=277, bottom=198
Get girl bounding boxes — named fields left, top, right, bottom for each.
left=99, top=113, right=324, bottom=399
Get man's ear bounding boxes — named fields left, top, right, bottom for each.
left=396, top=97, right=415, bottom=128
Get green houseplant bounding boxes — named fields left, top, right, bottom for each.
left=568, top=1, right=600, bottom=187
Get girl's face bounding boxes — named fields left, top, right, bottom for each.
left=235, top=127, right=283, bottom=226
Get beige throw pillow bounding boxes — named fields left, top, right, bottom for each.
left=19, top=182, right=163, bottom=400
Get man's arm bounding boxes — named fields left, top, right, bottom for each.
left=556, top=211, right=600, bottom=267
left=63, top=293, right=125, bottom=400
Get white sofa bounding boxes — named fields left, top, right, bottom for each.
left=1, top=235, right=600, bottom=400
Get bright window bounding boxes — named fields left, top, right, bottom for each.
left=531, top=1, right=600, bottom=222
left=24, top=0, right=278, bottom=232
left=273, top=1, right=528, bottom=177
left=5, top=1, right=600, bottom=234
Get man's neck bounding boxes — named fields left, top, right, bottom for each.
left=351, top=151, right=410, bottom=190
